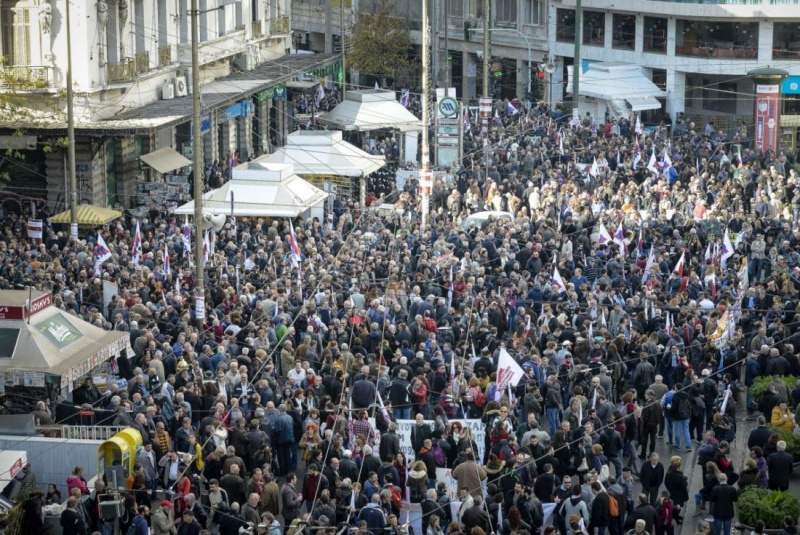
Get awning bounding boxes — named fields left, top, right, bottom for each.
left=139, top=147, right=192, bottom=174
left=567, top=62, right=666, bottom=111
left=626, top=96, right=662, bottom=112
left=319, top=89, right=423, bottom=132
left=49, top=204, right=122, bottom=225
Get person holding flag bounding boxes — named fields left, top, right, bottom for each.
left=182, top=216, right=192, bottom=257
left=164, top=243, right=171, bottom=275
left=552, top=266, right=566, bottom=294
left=132, top=221, right=142, bottom=267
left=613, top=222, right=626, bottom=256
left=597, top=221, right=613, bottom=246
left=94, top=233, right=113, bottom=276
left=721, top=229, right=735, bottom=270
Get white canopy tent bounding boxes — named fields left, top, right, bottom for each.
left=172, top=163, right=328, bottom=219
left=255, top=131, right=386, bottom=204
left=567, top=62, right=666, bottom=119
left=318, top=89, right=423, bottom=132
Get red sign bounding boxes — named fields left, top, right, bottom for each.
left=0, top=293, right=52, bottom=321
left=754, top=84, right=780, bottom=153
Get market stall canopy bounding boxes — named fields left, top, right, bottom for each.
left=0, top=291, right=130, bottom=390
left=172, top=163, right=328, bottom=218
left=318, top=89, right=423, bottom=132
left=566, top=62, right=666, bottom=113
left=139, top=147, right=192, bottom=174
left=49, top=205, right=123, bottom=225
left=255, top=131, right=386, bottom=177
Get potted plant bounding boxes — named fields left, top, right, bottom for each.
left=736, top=487, right=800, bottom=532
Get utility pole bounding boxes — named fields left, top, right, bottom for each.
left=65, top=0, right=77, bottom=239
left=191, top=0, right=205, bottom=322
left=482, top=0, right=489, bottom=98
left=444, top=0, right=449, bottom=88
left=431, top=0, right=438, bottom=87
left=324, top=0, right=332, bottom=53
left=572, top=0, right=582, bottom=111
left=340, top=0, right=346, bottom=99
left=420, top=0, right=431, bottom=229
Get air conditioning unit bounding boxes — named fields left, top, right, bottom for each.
left=161, top=82, right=175, bottom=100
left=175, top=76, right=188, bottom=97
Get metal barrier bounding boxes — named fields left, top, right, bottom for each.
left=41, top=426, right=127, bottom=441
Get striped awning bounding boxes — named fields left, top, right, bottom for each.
left=49, top=205, right=123, bottom=225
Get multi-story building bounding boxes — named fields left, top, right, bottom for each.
left=0, top=0, right=341, bottom=210
left=548, top=0, right=800, bottom=150
left=293, top=0, right=800, bottom=153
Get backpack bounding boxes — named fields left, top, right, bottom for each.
left=432, top=444, right=447, bottom=467
left=608, top=494, right=620, bottom=518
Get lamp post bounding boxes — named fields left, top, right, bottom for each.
left=542, top=55, right=557, bottom=111
left=468, top=27, right=531, bottom=102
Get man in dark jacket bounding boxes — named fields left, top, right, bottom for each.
left=624, top=493, right=658, bottom=535
left=709, top=473, right=738, bottom=535
left=380, top=423, right=401, bottom=461
left=388, top=370, right=412, bottom=419
left=589, top=482, right=611, bottom=535
left=281, top=474, right=303, bottom=525
left=767, top=440, right=794, bottom=491
left=462, top=496, right=491, bottom=533
left=747, top=416, right=772, bottom=450
left=640, top=390, right=662, bottom=459
left=639, top=453, right=664, bottom=506
left=421, top=488, right=447, bottom=534
left=60, top=496, right=87, bottom=535
left=410, top=414, right=432, bottom=455
left=272, top=405, right=295, bottom=476
left=358, top=495, right=388, bottom=535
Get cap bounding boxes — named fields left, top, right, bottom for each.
left=160, top=500, right=173, bottom=508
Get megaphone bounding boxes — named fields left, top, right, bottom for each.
left=201, top=213, right=226, bottom=231
left=544, top=62, right=557, bottom=74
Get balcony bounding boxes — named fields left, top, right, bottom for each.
left=158, top=45, right=172, bottom=67
left=107, top=58, right=136, bottom=83
left=178, top=29, right=246, bottom=66
left=273, top=15, right=290, bottom=34
left=253, top=19, right=263, bottom=38
left=0, top=65, right=50, bottom=89
left=676, top=45, right=757, bottom=58
left=135, top=51, right=150, bottom=74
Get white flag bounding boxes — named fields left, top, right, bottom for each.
left=94, top=233, right=113, bottom=276
left=642, top=247, right=655, bottom=283
left=597, top=221, right=613, bottom=247
left=551, top=267, right=566, bottom=294
left=721, top=229, right=735, bottom=270
left=497, top=348, right=525, bottom=392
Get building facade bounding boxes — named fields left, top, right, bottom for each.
left=0, top=0, right=340, bottom=211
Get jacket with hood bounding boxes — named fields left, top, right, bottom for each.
left=408, top=463, right=428, bottom=503
left=560, top=496, right=589, bottom=535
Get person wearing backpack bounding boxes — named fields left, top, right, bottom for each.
left=669, top=384, right=692, bottom=452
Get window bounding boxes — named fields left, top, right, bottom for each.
left=524, top=0, right=544, bottom=26
left=2, top=1, right=31, bottom=66
left=701, top=79, right=737, bottom=114
left=134, top=0, right=145, bottom=54
left=157, top=0, right=168, bottom=50
left=556, top=8, right=574, bottom=43
left=495, top=0, right=516, bottom=25
left=612, top=14, right=635, bottom=50
left=199, top=0, right=209, bottom=41
left=644, top=16, right=666, bottom=53
left=676, top=20, right=758, bottom=59
left=448, top=0, right=462, bottom=19
left=0, top=328, right=20, bottom=359
left=773, top=22, right=800, bottom=60
left=582, top=11, right=604, bottom=46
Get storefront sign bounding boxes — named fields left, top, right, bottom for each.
left=0, top=293, right=52, bottom=321
left=27, top=219, right=42, bottom=240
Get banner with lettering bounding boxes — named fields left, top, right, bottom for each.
left=396, top=418, right=485, bottom=462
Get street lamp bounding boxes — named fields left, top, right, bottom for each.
left=468, top=27, right=532, bottom=102
left=541, top=55, right=557, bottom=111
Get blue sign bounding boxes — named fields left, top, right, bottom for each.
left=200, top=115, right=211, bottom=135
left=76, top=164, right=89, bottom=173
left=782, top=76, right=800, bottom=95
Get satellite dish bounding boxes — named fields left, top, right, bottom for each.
left=201, top=213, right=226, bottom=231
left=544, top=62, right=557, bottom=74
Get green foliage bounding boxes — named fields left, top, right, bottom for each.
left=750, top=375, right=795, bottom=403
left=736, top=487, right=800, bottom=529
left=347, top=1, right=413, bottom=78
left=768, top=426, right=800, bottom=460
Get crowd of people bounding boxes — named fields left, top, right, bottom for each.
left=0, top=95, right=799, bottom=535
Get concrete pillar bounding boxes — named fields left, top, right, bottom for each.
left=758, top=20, right=773, bottom=62
left=666, top=69, right=686, bottom=119
left=666, top=17, right=677, bottom=57
left=220, top=121, right=233, bottom=160
left=277, top=99, right=286, bottom=147
left=516, top=58, right=525, bottom=101
left=635, top=15, right=644, bottom=54
left=238, top=112, right=253, bottom=160
left=604, top=13, right=613, bottom=50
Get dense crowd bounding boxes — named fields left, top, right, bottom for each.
left=1, top=96, right=799, bottom=535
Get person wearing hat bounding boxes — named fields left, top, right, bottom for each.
left=150, top=500, right=178, bottom=535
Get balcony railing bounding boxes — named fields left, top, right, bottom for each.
left=273, top=14, right=290, bottom=34
left=135, top=51, right=150, bottom=73
left=0, top=65, right=50, bottom=88
left=36, top=425, right=127, bottom=440
left=107, top=58, right=136, bottom=82
left=773, top=47, right=800, bottom=60
left=158, top=45, right=172, bottom=67
left=676, top=45, right=757, bottom=58
left=252, top=19, right=263, bottom=38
